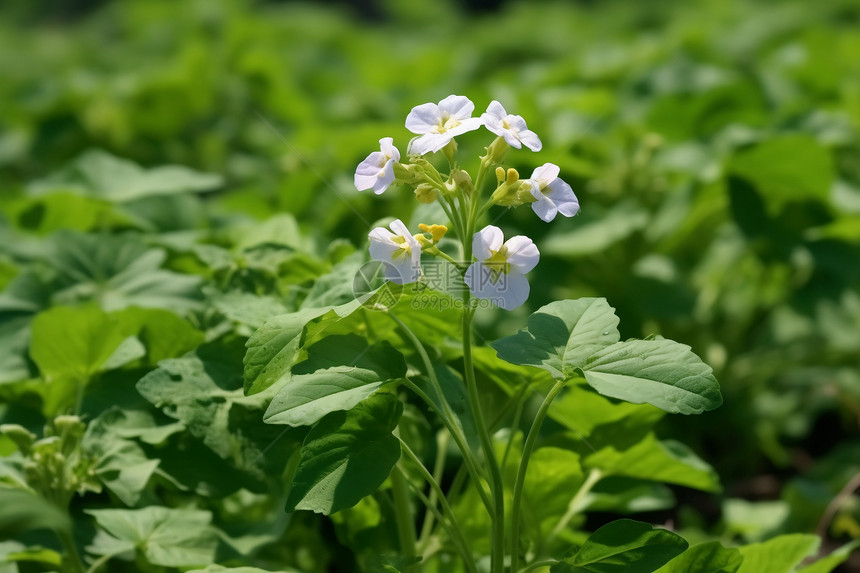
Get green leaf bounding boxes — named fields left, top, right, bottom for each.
left=582, top=339, right=722, bottom=414
left=0, top=487, right=71, bottom=537
left=113, top=307, right=205, bottom=365
left=491, top=298, right=621, bottom=380
left=137, top=341, right=300, bottom=481
left=47, top=231, right=202, bottom=313
left=189, top=567, right=301, bottom=573
left=86, top=506, right=218, bottom=567
left=585, top=435, right=721, bottom=492
left=30, top=306, right=143, bottom=382
left=29, top=149, right=222, bottom=203
left=285, top=392, right=403, bottom=514
left=736, top=534, right=820, bottom=573
left=722, top=498, right=791, bottom=542
left=584, top=478, right=675, bottom=514
left=727, top=135, right=834, bottom=213
left=798, top=540, right=860, bottom=573
left=3, top=545, right=63, bottom=566
left=522, top=447, right=585, bottom=536
left=653, top=541, right=744, bottom=573
left=551, top=519, right=688, bottom=573
left=264, top=335, right=406, bottom=427
left=82, top=408, right=162, bottom=505
left=549, top=381, right=664, bottom=437
left=542, top=201, right=650, bottom=257
left=243, top=301, right=362, bottom=395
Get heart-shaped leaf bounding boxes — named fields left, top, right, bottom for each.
left=285, top=392, right=402, bottom=515
left=582, top=339, right=722, bottom=414
left=491, top=298, right=621, bottom=379
left=551, top=519, right=688, bottom=573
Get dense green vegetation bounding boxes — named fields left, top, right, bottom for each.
left=1, top=0, right=859, bottom=571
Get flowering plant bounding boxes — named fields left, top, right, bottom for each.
left=245, top=95, right=726, bottom=573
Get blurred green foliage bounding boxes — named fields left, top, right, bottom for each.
left=1, top=0, right=860, bottom=571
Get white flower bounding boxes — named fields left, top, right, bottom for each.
left=481, top=100, right=542, bottom=151
left=526, top=163, right=579, bottom=222
left=368, top=219, right=422, bottom=284
left=464, top=225, right=539, bottom=311
left=355, top=137, right=400, bottom=194
left=405, top=95, right=484, bottom=155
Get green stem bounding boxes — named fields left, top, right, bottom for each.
left=391, top=310, right=494, bottom=517
left=462, top=307, right=505, bottom=573
left=58, top=529, right=85, bottom=573
left=510, top=379, right=567, bottom=573
left=401, top=378, right=494, bottom=518
left=418, top=432, right=449, bottom=547
left=391, top=465, right=418, bottom=567
left=547, top=468, right=603, bottom=543
left=501, top=382, right=532, bottom=474
left=399, top=439, right=478, bottom=573
left=428, top=247, right=459, bottom=266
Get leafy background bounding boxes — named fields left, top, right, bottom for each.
left=1, top=0, right=859, bottom=571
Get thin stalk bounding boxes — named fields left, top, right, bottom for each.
left=501, top=382, right=531, bottom=474
left=547, top=468, right=603, bottom=543
left=510, top=379, right=567, bottom=573
left=418, top=432, right=450, bottom=547
left=58, top=529, right=85, bottom=573
left=390, top=465, right=418, bottom=567
left=399, top=439, right=478, bottom=573
left=462, top=307, right=505, bottom=573
left=401, top=378, right=494, bottom=518
left=391, top=308, right=494, bottom=515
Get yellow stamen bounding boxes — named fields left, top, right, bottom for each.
left=419, top=223, right=448, bottom=243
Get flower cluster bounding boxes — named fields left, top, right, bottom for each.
left=354, top=95, right=579, bottom=310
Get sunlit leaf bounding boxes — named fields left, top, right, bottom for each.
left=582, top=339, right=722, bottom=414
left=551, top=519, right=688, bottom=573
left=492, top=298, right=621, bottom=379
left=285, top=392, right=402, bottom=514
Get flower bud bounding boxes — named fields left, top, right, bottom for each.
left=1, top=424, right=36, bottom=453
left=393, top=162, right=424, bottom=186
left=418, top=224, right=448, bottom=243
left=515, top=180, right=539, bottom=204
left=414, top=183, right=439, bottom=204
left=484, top=136, right=509, bottom=165
left=413, top=233, right=433, bottom=249
left=450, top=169, right=473, bottom=195
left=491, top=168, right=525, bottom=206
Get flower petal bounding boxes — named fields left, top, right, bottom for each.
left=408, top=133, right=452, bottom=155
left=373, top=160, right=396, bottom=194
left=463, top=262, right=498, bottom=300
left=531, top=194, right=558, bottom=222
left=388, top=257, right=421, bottom=284
left=464, top=264, right=530, bottom=310
left=484, top=100, right=506, bottom=120
left=447, top=116, right=484, bottom=137
left=530, top=162, right=560, bottom=184
left=501, top=130, right=523, bottom=149
left=406, top=103, right=441, bottom=134
left=519, top=129, right=542, bottom=151
left=438, top=95, right=475, bottom=120
left=547, top=179, right=580, bottom=217
left=368, top=227, right=399, bottom=261
left=505, top=114, right=529, bottom=132
left=473, top=225, right=504, bottom=260
left=504, top=236, right=540, bottom=274
left=379, top=137, right=400, bottom=160
left=497, top=272, right=530, bottom=310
